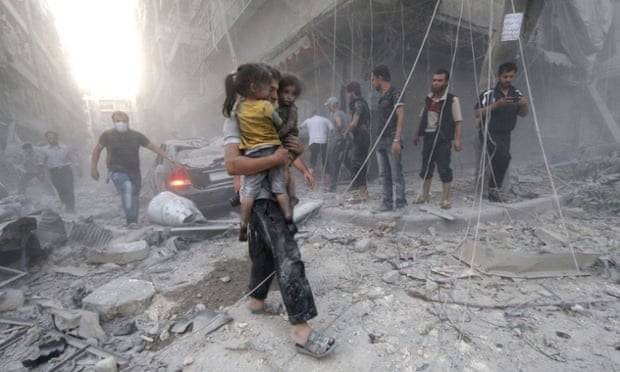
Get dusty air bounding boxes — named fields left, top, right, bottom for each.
left=1, top=0, right=619, bottom=370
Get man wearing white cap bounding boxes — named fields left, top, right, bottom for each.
left=324, top=97, right=349, bottom=191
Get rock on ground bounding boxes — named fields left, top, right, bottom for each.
left=94, top=356, right=118, bottom=372
left=82, top=278, right=155, bottom=320
left=0, top=289, right=25, bottom=312
left=89, top=240, right=150, bottom=264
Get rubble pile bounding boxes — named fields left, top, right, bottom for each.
left=559, top=155, right=620, bottom=215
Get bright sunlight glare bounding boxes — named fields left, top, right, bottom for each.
left=48, top=0, right=141, bottom=98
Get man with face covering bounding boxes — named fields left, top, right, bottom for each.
left=91, top=111, right=176, bottom=228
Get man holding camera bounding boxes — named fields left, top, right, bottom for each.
left=474, top=62, right=528, bottom=202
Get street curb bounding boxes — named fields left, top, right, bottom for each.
left=320, top=194, right=571, bottom=234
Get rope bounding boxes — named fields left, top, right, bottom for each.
left=413, top=0, right=465, bottom=205
left=449, top=0, right=495, bottom=369
left=342, top=0, right=443, bottom=195
left=508, top=0, right=581, bottom=273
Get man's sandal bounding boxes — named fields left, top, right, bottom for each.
left=295, top=331, right=336, bottom=359
left=441, top=200, right=452, bottom=210
left=414, top=195, right=429, bottom=204
left=250, top=302, right=284, bottom=316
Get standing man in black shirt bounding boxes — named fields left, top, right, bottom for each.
left=474, top=62, right=529, bottom=202
left=344, top=82, right=370, bottom=202
left=90, top=111, right=176, bottom=227
left=371, top=64, right=407, bottom=211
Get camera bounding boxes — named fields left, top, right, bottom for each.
left=229, top=191, right=240, bottom=207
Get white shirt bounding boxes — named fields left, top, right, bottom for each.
left=301, top=115, right=333, bottom=145
left=41, top=142, right=77, bottom=169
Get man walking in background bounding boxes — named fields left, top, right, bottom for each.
left=91, top=111, right=177, bottom=228
left=413, top=69, right=464, bottom=209
left=344, top=82, right=370, bottom=203
left=474, top=62, right=528, bottom=202
left=324, top=96, right=349, bottom=192
left=40, top=131, right=81, bottom=212
left=371, top=64, right=407, bottom=211
left=301, top=111, right=332, bottom=180
left=17, top=143, right=45, bottom=195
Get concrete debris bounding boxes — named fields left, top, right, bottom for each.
left=52, top=265, right=89, bottom=277
left=454, top=240, right=600, bottom=278
left=113, top=320, right=137, bottom=336
left=94, top=263, right=121, bottom=274
left=534, top=227, right=567, bottom=247
left=78, top=310, right=107, bottom=342
left=183, top=356, right=194, bottom=366
left=50, top=308, right=81, bottom=331
left=22, top=336, right=67, bottom=368
left=170, top=316, right=193, bottom=334
left=293, top=199, right=324, bottom=224
left=82, top=278, right=156, bottom=320
left=367, top=287, right=385, bottom=300
left=382, top=270, right=401, bottom=284
left=94, top=356, right=118, bottom=372
left=147, top=191, right=207, bottom=226
left=0, top=289, right=25, bottom=312
left=145, top=294, right=176, bottom=321
left=89, top=240, right=150, bottom=264
left=353, top=238, right=377, bottom=253
left=220, top=276, right=231, bottom=283
left=562, top=207, right=589, bottom=219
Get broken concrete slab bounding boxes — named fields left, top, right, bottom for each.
left=419, top=205, right=456, bottom=221
left=453, top=240, right=599, bottom=278
left=562, top=207, right=589, bottom=219
left=534, top=227, right=568, bottom=247
left=94, top=356, right=118, bottom=372
left=82, top=278, right=155, bottom=320
left=352, top=238, right=377, bottom=253
left=78, top=310, right=106, bottom=342
left=50, top=308, right=81, bottom=331
left=0, top=289, right=25, bottom=312
left=89, top=240, right=149, bottom=265
left=52, top=265, right=89, bottom=277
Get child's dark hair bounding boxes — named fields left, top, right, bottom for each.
left=279, top=73, right=303, bottom=97
left=222, top=63, right=273, bottom=117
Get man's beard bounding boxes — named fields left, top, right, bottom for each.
left=432, top=85, right=447, bottom=94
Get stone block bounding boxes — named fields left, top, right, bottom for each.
left=534, top=227, right=567, bottom=247
left=83, top=278, right=155, bottom=320
left=78, top=310, right=106, bottom=342
left=0, top=289, right=25, bottom=313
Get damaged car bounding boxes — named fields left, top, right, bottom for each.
left=142, top=138, right=234, bottom=217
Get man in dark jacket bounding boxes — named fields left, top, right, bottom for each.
left=474, top=62, right=529, bottom=202
left=414, top=69, right=463, bottom=209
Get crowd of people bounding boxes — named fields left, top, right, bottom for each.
left=223, top=60, right=528, bottom=359
left=3, top=59, right=527, bottom=360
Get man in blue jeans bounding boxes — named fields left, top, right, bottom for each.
left=371, top=64, right=407, bottom=211
left=90, top=111, right=176, bottom=228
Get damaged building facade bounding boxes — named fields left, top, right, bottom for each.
left=0, top=0, right=87, bottom=187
